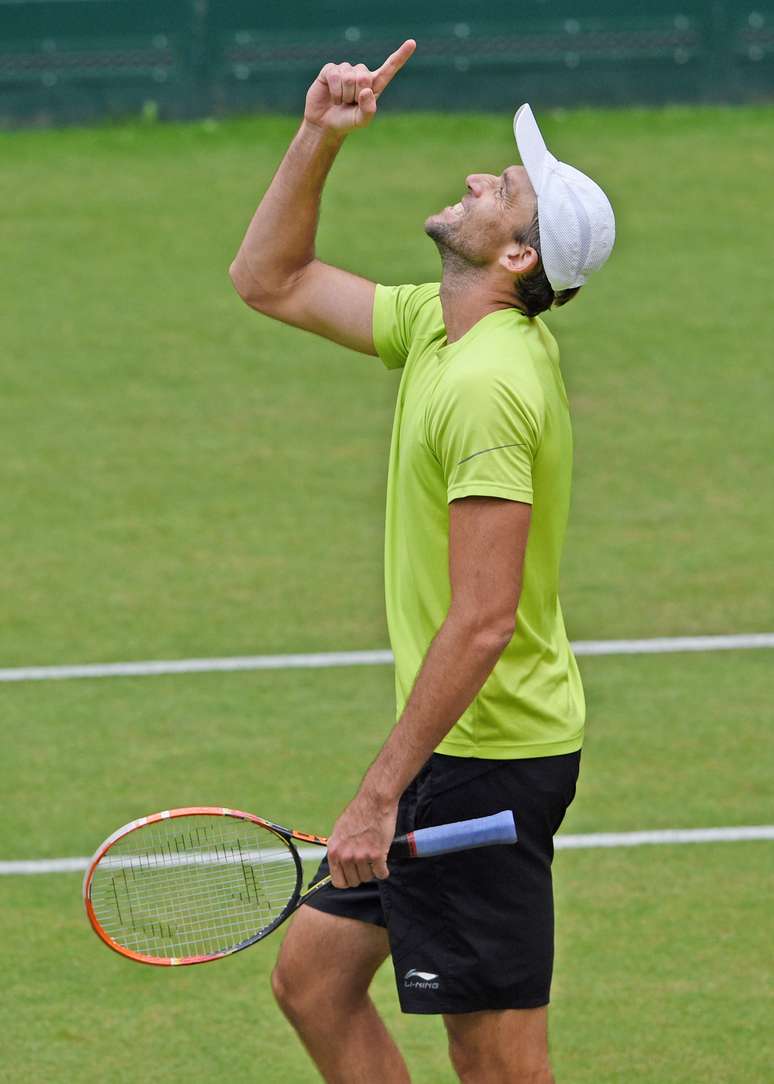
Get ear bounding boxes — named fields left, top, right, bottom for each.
left=498, top=244, right=538, bottom=276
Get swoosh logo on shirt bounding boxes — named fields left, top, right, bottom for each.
left=457, top=442, right=526, bottom=465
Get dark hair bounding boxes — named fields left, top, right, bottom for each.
left=513, top=211, right=581, bottom=318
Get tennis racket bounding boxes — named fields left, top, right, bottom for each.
left=83, top=805, right=517, bottom=967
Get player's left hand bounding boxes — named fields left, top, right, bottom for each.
left=327, top=791, right=398, bottom=888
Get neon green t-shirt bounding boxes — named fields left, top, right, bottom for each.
left=373, top=282, right=585, bottom=759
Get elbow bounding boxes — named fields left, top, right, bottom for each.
left=229, top=257, right=267, bottom=309
left=475, top=622, right=516, bottom=655
left=229, top=256, right=305, bottom=314
left=450, top=608, right=516, bottom=654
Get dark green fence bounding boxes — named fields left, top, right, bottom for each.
left=1, top=1, right=772, bottom=127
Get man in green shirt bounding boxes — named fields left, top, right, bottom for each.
left=230, top=38, right=614, bottom=1084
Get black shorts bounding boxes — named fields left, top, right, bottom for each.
left=304, top=749, right=581, bottom=1015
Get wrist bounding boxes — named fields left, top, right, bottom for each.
left=358, top=771, right=400, bottom=810
left=299, top=118, right=347, bottom=150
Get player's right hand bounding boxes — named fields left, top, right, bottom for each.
left=304, top=39, right=416, bottom=134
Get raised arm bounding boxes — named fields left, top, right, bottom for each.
left=228, top=39, right=416, bottom=355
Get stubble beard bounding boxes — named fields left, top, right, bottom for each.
left=424, top=215, right=487, bottom=282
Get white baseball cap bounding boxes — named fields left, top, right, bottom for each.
left=513, top=104, right=615, bottom=292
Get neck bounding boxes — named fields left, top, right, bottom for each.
left=438, top=252, right=523, bottom=343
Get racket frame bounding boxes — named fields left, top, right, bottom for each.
left=84, top=806, right=516, bottom=968
left=83, top=806, right=325, bottom=967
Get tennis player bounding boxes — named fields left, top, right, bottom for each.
left=230, top=39, right=615, bottom=1084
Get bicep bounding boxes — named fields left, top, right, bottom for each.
left=236, top=259, right=378, bottom=356
left=448, top=496, right=531, bottom=635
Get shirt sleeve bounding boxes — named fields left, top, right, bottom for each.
left=372, top=282, right=440, bottom=370
left=427, top=370, right=542, bottom=505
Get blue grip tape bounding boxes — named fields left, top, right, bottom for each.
left=411, top=810, right=517, bottom=858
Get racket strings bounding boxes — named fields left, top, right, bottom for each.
left=89, top=815, right=300, bottom=960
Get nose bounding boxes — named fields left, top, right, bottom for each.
left=465, top=174, right=495, bottom=197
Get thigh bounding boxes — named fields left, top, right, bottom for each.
left=275, top=903, right=391, bottom=998
left=444, top=1006, right=549, bottom=1075
left=303, top=853, right=387, bottom=928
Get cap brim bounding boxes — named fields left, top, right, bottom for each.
left=513, top=104, right=553, bottom=193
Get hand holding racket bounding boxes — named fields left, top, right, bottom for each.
left=83, top=805, right=517, bottom=967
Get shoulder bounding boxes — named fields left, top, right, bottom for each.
left=482, top=312, right=559, bottom=376
left=444, top=330, right=548, bottom=408
left=375, top=282, right=441, bottom=325
left=372, top=282, right=442, bottom=370
left=431, top=344, right=548, bottom=447
left=531, top=314, right=559, bottom=354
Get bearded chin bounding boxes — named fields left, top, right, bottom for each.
left=424, top=215, right=484, bottom=272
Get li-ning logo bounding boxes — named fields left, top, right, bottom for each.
left=404, top=968, right=440, bottom=990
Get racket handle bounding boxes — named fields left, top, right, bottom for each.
left=388, top=810, right=517, bottom=860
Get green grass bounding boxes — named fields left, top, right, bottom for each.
left=1, top=106, right=773, bottom=1082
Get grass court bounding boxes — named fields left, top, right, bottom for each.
left=1, top=105, right=772, bottom=1082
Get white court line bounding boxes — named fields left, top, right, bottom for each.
left=553, top=825, right=774, bottom=849
left=572, top=633, right=774, bottom=656
left=3, top=826, right=772, bottom=875
left=0, top=650, right=394, bottom=683
left=1, top=633, right=773, bottom=684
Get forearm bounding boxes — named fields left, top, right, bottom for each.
left=230, top=120, right=345, bottom=297
left=361, top=616, right=512, bottom=805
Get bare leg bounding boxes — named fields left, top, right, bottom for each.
left=444, top=1007, right=554, bottom=1084
left=272, top=905, right=411, bottom=1084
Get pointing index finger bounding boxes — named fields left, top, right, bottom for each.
left=372, top=38, right=416, bottom=97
